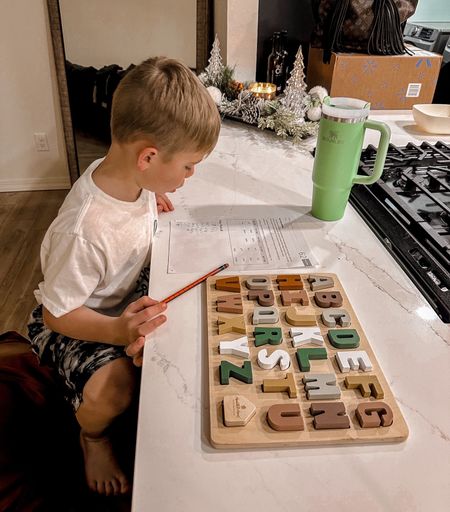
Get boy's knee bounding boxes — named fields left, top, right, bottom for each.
left=82, top=358, right=137, bottom=415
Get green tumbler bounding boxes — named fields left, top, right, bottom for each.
left=311, top=97, right=391, bottom=221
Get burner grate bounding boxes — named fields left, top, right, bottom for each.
left=350, top=141, right=450, bottom=323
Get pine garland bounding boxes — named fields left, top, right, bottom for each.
left=199, top=36, right=326, bottom=142
left=220, top=91, right=264, bottom=125
left=258, top=101, right=318, bottom=142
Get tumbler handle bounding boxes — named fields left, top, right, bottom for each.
left=353, top=120, right=391, bottom=185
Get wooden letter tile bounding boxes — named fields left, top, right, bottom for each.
left=248, top=289, right=275, bottom=307
left=321, top=308, right=351, bottom=327
left=215, top=276, right=240, bottom=292
left=254, top=327, right=282, bottom=347
left=257, top=348, right=291, bottom=371
left=285, top=306, right=317, bottom=327
left=217, top=294, right=243, bottom=314
left=219, top=336, right=250, bottom=358
left=296, top=347, right=328, bottom=372
left=220, top=360, right=253, bottom=385
left=336, top=351, right=373, bottom=373
left=246, top=276, right=271, bottom=289
left=253, top=306, right=279, bottom=325
left=262, top=373, right=297, bottom=398
left=267, top=403, right=304, bottom=431
left=281, top=290, right=309, bottom=306
left=290, top=327, right=324, bottom=347
left=218, top=315, right=246, bottom=335
left=276, top=274, right=303, bottom=290
left=356, top=401, right=393, bottom=428
left=314, top=291, right=343, bottom=308
left=327, top=329, right=360, bottom=349
left=303, top=373, right=341, bottom=400
left=310, top=402, right=350, bottom=429
left=307, top=275, right=334, bottom=291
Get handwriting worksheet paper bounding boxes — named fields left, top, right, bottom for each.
left=167, top=217, right=317, bottom=273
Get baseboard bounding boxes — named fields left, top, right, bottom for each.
left=0, top=176, right=71, bottom=192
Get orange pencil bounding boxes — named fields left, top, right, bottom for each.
left=160, top=263, right=229, bottom=304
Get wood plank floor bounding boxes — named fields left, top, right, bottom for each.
left=0, top=189, right=67, bottom=337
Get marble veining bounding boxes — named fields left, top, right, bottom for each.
left=133, top=114, right=450, bottom=512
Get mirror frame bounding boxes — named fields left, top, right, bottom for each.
left=46, top=0, right=213, bottom=185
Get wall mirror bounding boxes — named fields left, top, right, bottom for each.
left=47, top=0, right=213, bottom=185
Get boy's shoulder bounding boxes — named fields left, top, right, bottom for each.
left=48, top=158, right=153, bottom=244
left=49, top=158, right=112, bottom=241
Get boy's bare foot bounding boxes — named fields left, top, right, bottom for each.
left=80, top=431, right=130, bottom=496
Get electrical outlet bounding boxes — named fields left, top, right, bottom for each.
left=34, top=132, right=49, bottom=151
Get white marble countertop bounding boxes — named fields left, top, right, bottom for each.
left=132, top=111, right=450, bottom=512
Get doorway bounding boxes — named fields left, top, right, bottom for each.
left=47, top=0, right=213, bottom=185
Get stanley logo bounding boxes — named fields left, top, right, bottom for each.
left=322, top=129, right=344, bottom=145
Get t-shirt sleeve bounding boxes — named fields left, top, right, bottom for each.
left=38, top=232, right=106, bottom=318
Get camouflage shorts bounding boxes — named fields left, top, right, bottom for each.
left=27, top=267, right=149, bottom=411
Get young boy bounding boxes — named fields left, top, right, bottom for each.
left=28, top=57, right=221, bottom=496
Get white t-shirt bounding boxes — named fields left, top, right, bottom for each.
left=35, top=158, right=158, bottom=318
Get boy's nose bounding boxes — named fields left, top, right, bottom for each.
left=186, top=167, right=195, bottom=178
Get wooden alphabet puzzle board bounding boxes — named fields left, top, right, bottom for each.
left=206, top=273, right=409, bottom=448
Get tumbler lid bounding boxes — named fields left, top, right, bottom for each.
left=322, top=97, right=370, bottom=123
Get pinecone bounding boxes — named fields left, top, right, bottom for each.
left=226, top=80, right=244, bottom=100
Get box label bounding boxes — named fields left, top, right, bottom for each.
left=406, top=83, right=422, bottom=97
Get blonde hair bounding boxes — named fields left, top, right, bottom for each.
left=111, top=57, right=221, bottom=157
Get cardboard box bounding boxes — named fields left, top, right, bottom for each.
left=306, top=46, right=442, bottom=109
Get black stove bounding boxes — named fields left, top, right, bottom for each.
left=349, top=141, right=450, bottom=323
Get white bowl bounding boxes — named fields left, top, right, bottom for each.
left=412, top=104, right=450, bottom=134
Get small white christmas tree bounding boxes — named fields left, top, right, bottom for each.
left=280, top=45, right=307, bottom=117
left=200, top=34, right=224, bottom=88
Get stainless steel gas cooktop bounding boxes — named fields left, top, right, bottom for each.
left=349, top=141, right=450, bottom=323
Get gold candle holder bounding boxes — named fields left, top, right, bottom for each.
left=248, top=82, right=276, bottom=100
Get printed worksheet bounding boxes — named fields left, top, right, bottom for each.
left=168, top=217, right=317, bottom=274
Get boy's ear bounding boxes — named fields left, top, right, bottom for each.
left=137, top=147, right=158, bottom=171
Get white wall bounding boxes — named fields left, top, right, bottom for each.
left=410, top=0, right=450, bottom=22
left=59, top=0, right=197, bottom=69
left=214, top=0, right=259, bottom=82
left=0, top=0, right=70, bottom=192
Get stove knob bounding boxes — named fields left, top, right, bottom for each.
left=410, top=25, right=420, bottom=37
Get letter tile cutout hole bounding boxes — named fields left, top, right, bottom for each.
left=206, top=273, right=408, bottom=448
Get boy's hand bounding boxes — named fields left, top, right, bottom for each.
left=125, top=338, right=145, bottom=367
left=117, top=296, right=167, bottom=353
left=155, top=193, right=174, bottom=213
